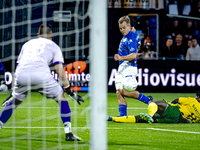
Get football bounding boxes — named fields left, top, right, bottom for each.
left=122, top=76, right=137, bottom=92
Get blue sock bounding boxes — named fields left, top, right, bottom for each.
left=119, top=105, right=127, bottom=116
left=0, top=100, right=17, bottom=124
left=59, top=101, right=71, bottom=124
left=107, top=116, right=113, bottom=121
left=138, top=93, right=151, bottom=104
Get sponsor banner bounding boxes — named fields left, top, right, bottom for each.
left=108, top=59, right=200, bottom=93
left=3, top=59, right=200, bottom=93
left=53, top=11, right=71, bottom=22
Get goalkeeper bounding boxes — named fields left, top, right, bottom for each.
left=0, top=24, right=84, bottom=141
left=107, top=91, right=200, bottom=124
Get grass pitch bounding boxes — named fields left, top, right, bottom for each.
left=0, top=92, right=200, bottom=150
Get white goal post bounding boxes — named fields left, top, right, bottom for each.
left=0, top=0, right=108, bottom=149
left=90, top=0, right=107, bottom=150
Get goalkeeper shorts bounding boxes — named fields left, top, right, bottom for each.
left=12, top=71, right=63, bottom=101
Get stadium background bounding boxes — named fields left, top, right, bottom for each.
left=0, top=0, right=200, bottom=93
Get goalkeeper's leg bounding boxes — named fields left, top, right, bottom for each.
left=0, top=98, right=22, bottom=129
left=1, top=94, right=13, bottom=107
left=59, top=92, right=82, bottom=141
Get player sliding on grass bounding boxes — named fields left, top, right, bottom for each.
left=114, top=15, right=153, bottom=117
left=0, top=24, right=84, bottom=141
left=107, top=91, right=200, bottom=123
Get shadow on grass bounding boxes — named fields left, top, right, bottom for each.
left=30, top=138, right=90, bottom=145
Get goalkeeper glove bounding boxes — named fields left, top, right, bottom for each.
left=64, top=86, right=84, bottom=105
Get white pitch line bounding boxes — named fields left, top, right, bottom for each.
left=145, top=127, right=200, bottom=134
left=3, top=127, right=200, bottom=134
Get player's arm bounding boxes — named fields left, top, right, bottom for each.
left=114, top=53, right=137, bottom=61
left=54, top=63, right=69, bottom=87
left=171, top=98, right=179, bottom=104
left=54, top=63, right=84, bottom=105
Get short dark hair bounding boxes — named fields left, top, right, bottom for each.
left=38, top=24, right=52, bottom=38
left=192, top=36, right=198, bottom=41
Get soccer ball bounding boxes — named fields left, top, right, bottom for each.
left=122, top=76, right=137, bottom=92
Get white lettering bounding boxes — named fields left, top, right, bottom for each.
left=81, top=72, right=86, bottom=81
left=186, top=73, right=195, bottom=87
left=137, top=68, right=142, bottom=86
left=150, top=73, right=160, bottom=86
left=197, top=74, right=200, bottom=86
left=143, top=68, right=149, bottom=86
left=85, top=74, right=90, bottom=81
left=170, top=68, right=176, bottom=86
left=5, top=72, right=13, bottom=85
left=177, top=73, right=185, bottom=86
left=160, top=73, right=170, bottom=86
left=108, top=69, right=117, bottom=86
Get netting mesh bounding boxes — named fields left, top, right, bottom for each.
left=0, top=0, right=91, bottom=149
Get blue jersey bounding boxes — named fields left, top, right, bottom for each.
left=118, top=31, right=140, bottom=67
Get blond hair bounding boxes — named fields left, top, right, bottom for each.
left=118, top=16, right=130, bottom=25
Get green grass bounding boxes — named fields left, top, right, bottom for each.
left=0, top=92, right=200, bottom=150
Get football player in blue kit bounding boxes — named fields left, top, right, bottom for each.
left=114, top=16, right=154, bottom=117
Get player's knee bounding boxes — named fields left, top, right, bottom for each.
left=12, top=98, right=22, bottom=105
left=60, top=92, right=67, bottom=101
left=116, top=89, right=122, bottom=96
left=121, top=90, right=137, bottom=98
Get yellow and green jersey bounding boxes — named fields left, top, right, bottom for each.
left=178, top=97, right=200, bottom=123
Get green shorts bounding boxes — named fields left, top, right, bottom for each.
left=154, top=103, right=181, bottom=123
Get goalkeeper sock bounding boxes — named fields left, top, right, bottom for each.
left=137, top=93, right=151, bottom=104
left=148, top=102, right=158, bottom=117
left=0, top=121, right=3, bottom=129
left=64, top=122, right=72, bottom=134
left=113, top=116, right=136, bottom=123
left=119, top=105, right=127, bottom=116
left=60, top=101, right=71, bottom=134
left=60, top=101, right=71, bottom=123
left=0, top=100, right=18, bottom=123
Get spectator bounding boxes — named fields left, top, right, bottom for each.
left=186, top=37, right=200, bottom=60
left=161, top=36, right=174, bottom=57
left=167, top=18, right=181, bottom=40
left=141, top=36, right=156, bottom=60
left=187, top=39, right=192, bottom=49
left=182, top=19, right=196, bottom=41
left=170, top=34, right=187, bottom=59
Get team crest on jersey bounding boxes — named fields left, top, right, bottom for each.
left=123, top=38, right=127, bottom=42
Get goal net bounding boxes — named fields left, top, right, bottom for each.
left=0, top=0, right=107, bottom=149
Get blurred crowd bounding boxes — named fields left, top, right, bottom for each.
left=139, top=0, right=200, bottom=60
left=161, top=0, right=200, bottom=60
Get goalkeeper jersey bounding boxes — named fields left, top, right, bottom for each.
left=178, top=97, right=200, bottom=123
left=16, top=37, right=64, bottom=74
